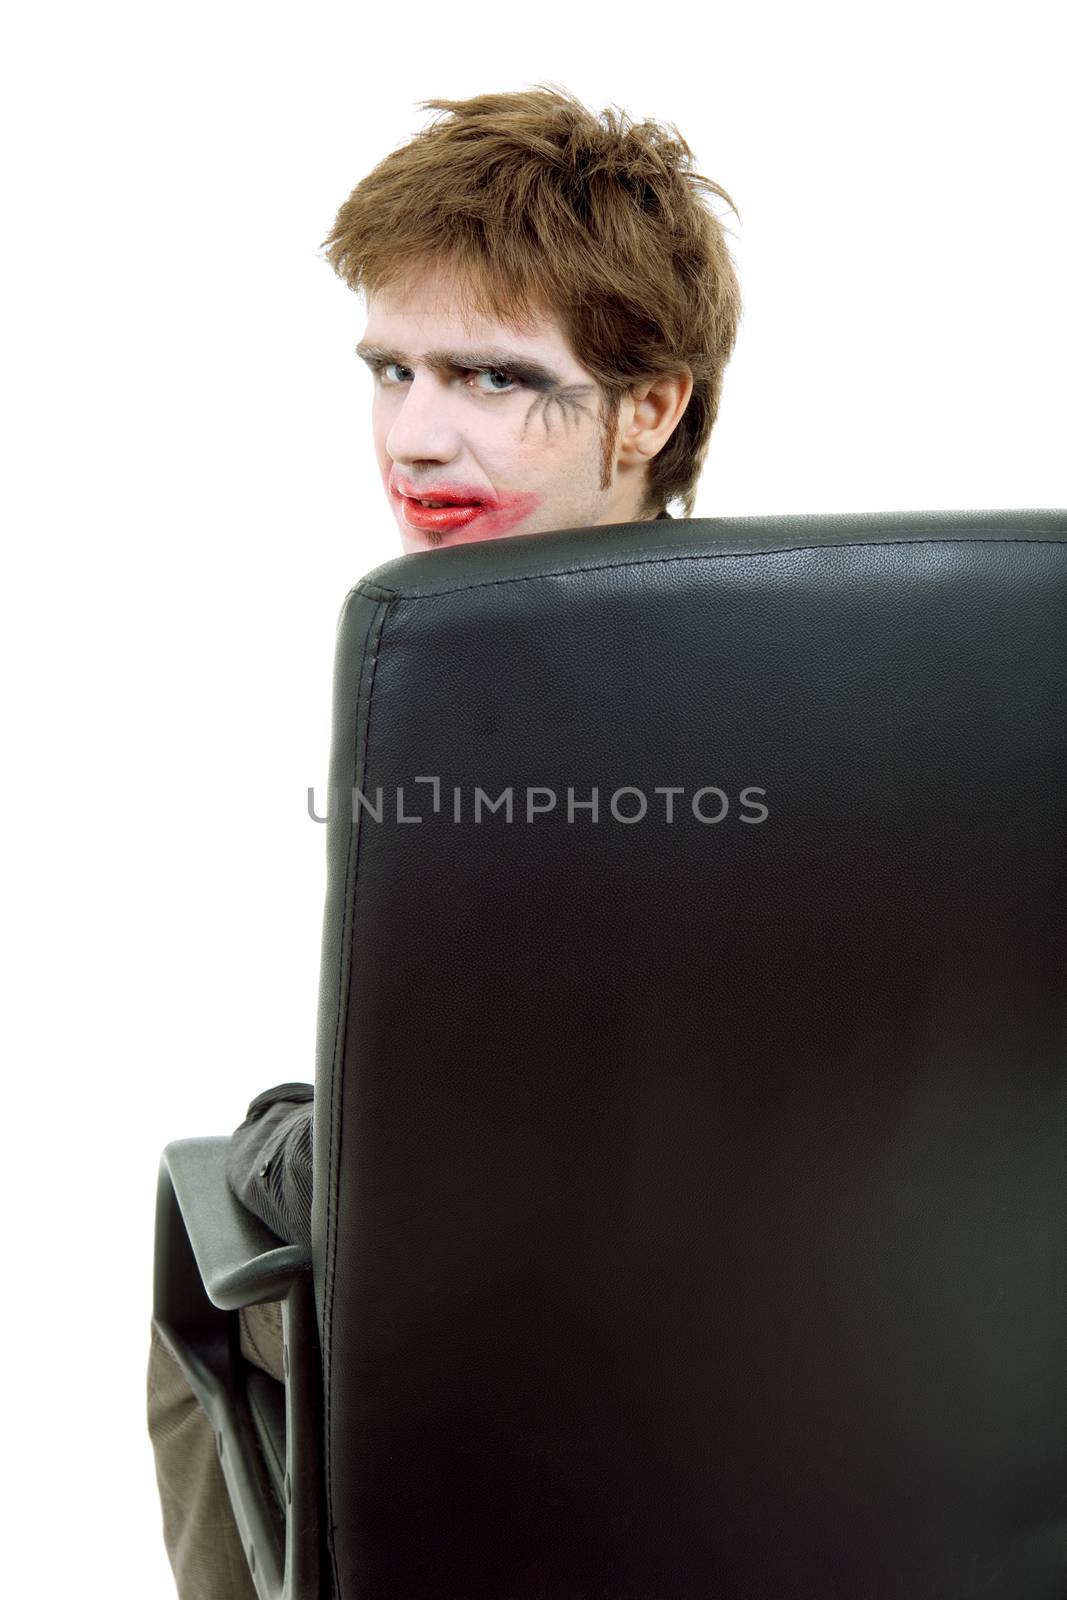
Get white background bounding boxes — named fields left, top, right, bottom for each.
left=2, top=1, right=1063, bottom=1590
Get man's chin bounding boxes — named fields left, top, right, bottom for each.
left=401, top=525, right=523, bottom=554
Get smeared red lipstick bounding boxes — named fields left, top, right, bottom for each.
left=401, top=497, right=485, bottom=534
left=388, top=473, right=544, bottom=547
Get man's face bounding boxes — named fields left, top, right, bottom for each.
left=357, top=264, right=647, bottom=553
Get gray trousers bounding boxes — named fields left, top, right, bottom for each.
left=146, top=1301, right=286, bottom=1600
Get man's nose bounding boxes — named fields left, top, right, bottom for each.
left=384, top=373, right=462, bottom=465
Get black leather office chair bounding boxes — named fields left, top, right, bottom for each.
left=152, top=507, right=1067, bottom=1600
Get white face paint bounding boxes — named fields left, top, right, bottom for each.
left=357, top=262, right=663, bottom=552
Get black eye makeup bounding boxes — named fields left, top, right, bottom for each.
left=353, top=342, right=600, bottom=440
left=363, top=357, right=530, bottom=396
left=355, top=343, right=565, bottom=393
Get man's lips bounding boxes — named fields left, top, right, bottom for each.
left=387, top=477, right=547, bottom=543
left=397, top=493, right=486, bottom=533
left=391, top=477, right=493, bottom=508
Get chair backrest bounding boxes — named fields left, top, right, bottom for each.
left=310, top=509, right=1067, bottom=1599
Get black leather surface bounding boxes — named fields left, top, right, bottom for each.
left=311, top=509, right=1067, bottom=1598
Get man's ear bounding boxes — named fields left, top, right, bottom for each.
left=617, top=370, right=694, bottom=464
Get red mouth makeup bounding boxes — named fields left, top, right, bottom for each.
left=389, top=482, right=544, bottom=547
left=400, top=497, right=486, bottom=534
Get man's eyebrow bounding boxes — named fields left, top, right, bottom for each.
left=354, top=343, right=564, bottom=386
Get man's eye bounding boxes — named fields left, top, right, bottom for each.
left=471, top=368, right=518, bottom=394
left=372, top=362, right=517, bottom=393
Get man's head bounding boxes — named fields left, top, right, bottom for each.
left=320, top=85, right=743, bottom=553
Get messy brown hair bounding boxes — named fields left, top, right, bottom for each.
left=320, top=84, right=743, bottom=519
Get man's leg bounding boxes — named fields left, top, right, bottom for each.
left=146, top=1301, right=286, bottom=1600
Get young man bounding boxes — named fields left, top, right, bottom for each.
left=147, top=83, right=742, bottom=1599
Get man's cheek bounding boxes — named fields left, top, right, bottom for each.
left=501, top=433, right=565, bottom=493
left=477, top=488, right=546, bottom=536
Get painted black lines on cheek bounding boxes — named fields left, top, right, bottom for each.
left=520, top=384, right=599, bottom=444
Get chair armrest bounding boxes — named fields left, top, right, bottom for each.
left=151, top=1135, right=323, bottom=1599
left=156, top=1136, right=311, bottom=1314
